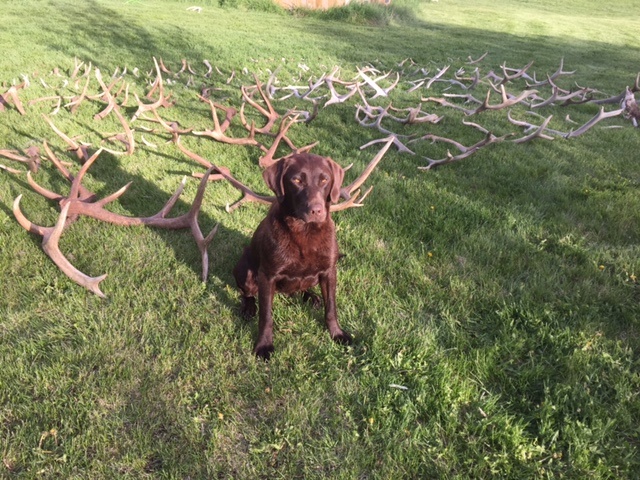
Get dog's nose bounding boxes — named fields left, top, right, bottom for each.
left=309, top=202, right=325, bottom=218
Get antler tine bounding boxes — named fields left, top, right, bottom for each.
left=527, top=57, right=576, bottom=88
left=65, top=69, right=92, bottom=114
left=67, top=148, right=103, bottom=202
left=13, top=195, right=108, bottom=297
left=512, top=115, right=555, bottom=143
left=565, top=107, right=624, bottom=138
left=467, top=52, right=488, bottom=65
left=42, top=114, right=90, bottom=161
left=0, top=146, right=40, bottom=173
left=0, top=84, right=27, bottom=115
left=101, top=103, right=135, bottom=156
left=340, top=135, right=394, bottom=200
left=411, top=133, right=469, bottom=152
left=500, top=60, right=534, bottom=84
left=241, top=74, right=280, bottom=134
left=143, top=108, right=193, bottom=137
left=26, top=171, right=65, bottom=202
left=43, top=201, right=107, bottom=297
left=330, top=137, right=395, bottom=211
left=418, top=132, right=504, bottom=170
left=258, top=113, right=301, bottom=168
left=471, top=85, right=538, bottom=115
left=131, top=57, right=172, bottom=122
left=172, top=138, right=272, bottom=212
left=42, top=141, right=96, bottom=201
left=194, top=97, right=260, bottom=147
left=12, top=194, right=51, bottom=237
left=330, top=186, right=373, bottom=212
left=185, top=167, right=220, bottom=281
left=197, top=163, right=275, bottom=212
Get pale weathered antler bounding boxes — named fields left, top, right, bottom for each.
left=418, top=131, right=507, bottom=170
left=526, top=57, right=576, bottom=88
left=565, top=107, right=624, bottom=138
left=331, top=136, right=395, bottom=211
left=470, top=85, right=538, bottom=115
left=467, top=52, right=488, bottom=65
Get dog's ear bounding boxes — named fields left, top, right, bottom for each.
left=327, top=158, right=344, bottom=204
left=263, top=158, right=288, bottom=199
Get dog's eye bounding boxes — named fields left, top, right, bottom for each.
left=320, top=178, right=328, bottom=185
left=292, top=178, right=302, bottom=184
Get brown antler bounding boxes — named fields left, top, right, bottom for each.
left=131, top=57, right=173, bottom=122
left=622, top=87, right=640, bottom=127
left=13, top=196, right=108, bottom=297
left=240, top=74, right=281, bottom=135
left=193, top=96, right=260, bottom=147
left=15, top=145, right=219, bottom=294
left=0, top=83, right=27, bottom=115
left=0, top=146, right=41, bottom=173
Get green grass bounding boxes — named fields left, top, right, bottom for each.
left=1, top=0, right=639, bottom=478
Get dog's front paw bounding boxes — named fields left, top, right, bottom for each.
left=254, top=342, right=275, bottom=361
left=331, top=330, right=353, bottom=345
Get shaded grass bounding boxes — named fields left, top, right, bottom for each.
left=1, top=0, right=640, bottom=478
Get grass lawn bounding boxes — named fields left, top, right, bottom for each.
left=1, top=0, right=639, bottom=477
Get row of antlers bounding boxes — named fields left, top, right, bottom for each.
left=1, top=58, right=395, bottom=297
left=259, top=56, right=639, bottom=168
left=2, top=55, right=639, bottom=296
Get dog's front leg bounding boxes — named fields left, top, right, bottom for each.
left=255, top=270, right=276, bottom=360
left=320, top=269, right=353, bottom=345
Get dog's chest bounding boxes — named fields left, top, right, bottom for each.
left=273, top=231, right=334, bottom=292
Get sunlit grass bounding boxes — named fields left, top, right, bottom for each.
left=1, top=0, right=639, bottom=477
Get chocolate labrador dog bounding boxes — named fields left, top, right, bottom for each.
left=233, top=153, right=353, bottom=359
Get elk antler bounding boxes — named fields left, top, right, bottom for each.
left=0, top=146, right=41, bottom=173
left=15, top=145, right=219, bottom=294
left=565, top=107, right=624, bottom=138
left=0, top=83, right=27, bottom=115
left=194, top=97, right=260, bottom=147
left=418, top=131, right=507, bottom=170
left=526, top=57, right=575, bottom=87
left=131, top=57, right=173, bottom=122
left=240, top=74, right=281, bottom=134
left=13, top=197, right=108, bottom=297
left=467, top=52, right=488, bottom=65
left=499, top=60, right=534, bottom=85
left=331, top=136, right=395, bottom=211
left=42, top=114, right=91, bottom=161
left=470, top=85, right=538, bottom=115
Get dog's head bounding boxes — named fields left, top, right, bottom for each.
left=263, top=153, right=344, bottom=223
